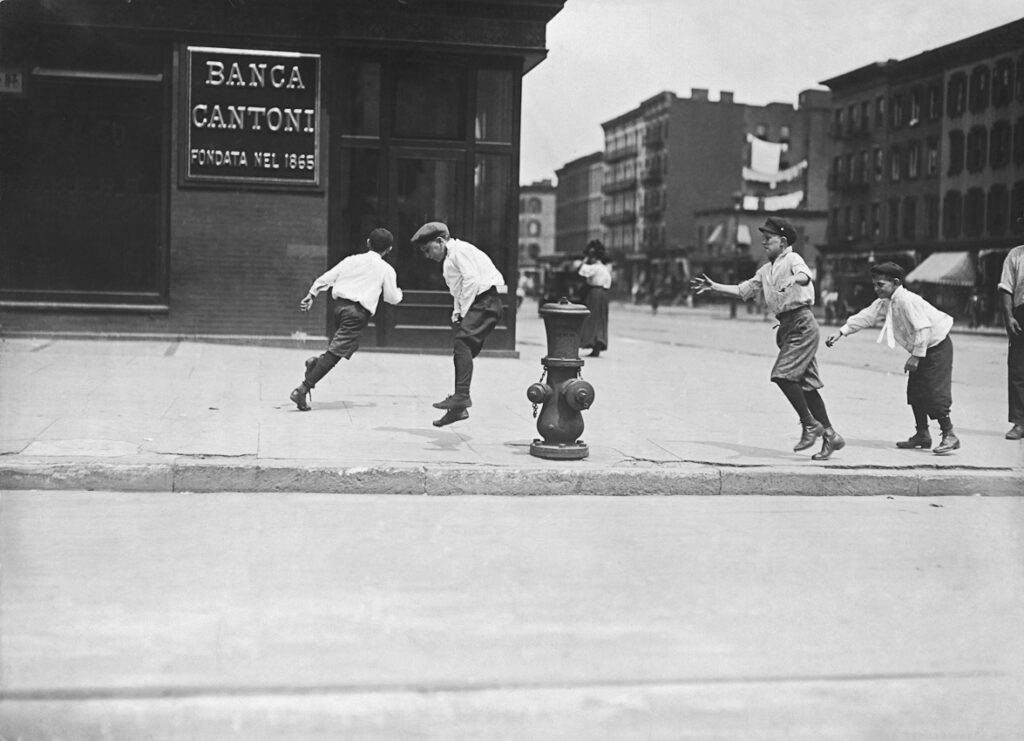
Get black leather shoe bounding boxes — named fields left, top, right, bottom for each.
left=896, top=432, right=932, bottom=449
left=289, top=385, right=311, bottom=411
left=432, top=408, right=469, bottom=427
left=933, top=431, right=960, bottom=455
left=1006, top=424, right=1024, bottom=440
left=793, top=421, right=824, bottom=451
left=812, top=429, right=846, bottom=460
left=433, top=393, right=472, bottom=410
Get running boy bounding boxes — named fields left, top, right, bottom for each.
left=411, top=221, right=506, bottom=428
left=825, top=262, right=958, bottom=455
left=690, top=216, right=844, bottom=460
left=289, top=228, right=403, bottom=411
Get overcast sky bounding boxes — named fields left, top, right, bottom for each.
left=519, top=1, right=1023, bottom=185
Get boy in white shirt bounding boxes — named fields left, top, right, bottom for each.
left=825, top=262, right=958, bottom=455
left=412, top=221, right=506, bottom=427
left=289, top=228, right=403, bottom=411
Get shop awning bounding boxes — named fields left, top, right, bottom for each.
left=905, top=251, right=975, bottom=286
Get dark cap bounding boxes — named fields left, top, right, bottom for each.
left=757, top=216, right=798, bottom=245
left=870, top=261, right=906, bottom=281
left=410, top=221, right=450, bottom=245
left=368, top=227, right=394, bottom=252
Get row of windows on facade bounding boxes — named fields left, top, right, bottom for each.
left=602, top=224, right=670, bottom=251
left=831, top=182, right=1024, bottom=242
left=832, top=118, right=1024, bottom=186
left=605, top=120, right=792, bottom=161
left=602, top=188, right=670, bottom=217
left=834, top=56, right=1024, bottom=136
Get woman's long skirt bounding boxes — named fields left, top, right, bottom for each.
left=580, top=286, right=609, bottom=351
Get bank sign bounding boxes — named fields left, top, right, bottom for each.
left=186, top=46, right=321, bottom=186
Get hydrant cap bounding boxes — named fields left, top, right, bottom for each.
left=538, top=298, right=589, bottom=317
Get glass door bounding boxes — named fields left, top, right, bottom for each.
left=379, top=147, right=465, bottom=349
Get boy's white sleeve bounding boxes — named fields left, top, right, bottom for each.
left=308, top=261, right=344, bottom=296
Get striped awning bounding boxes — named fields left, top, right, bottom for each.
left=905, top=252, right=975, bottom=286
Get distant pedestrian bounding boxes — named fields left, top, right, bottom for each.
left=690, top=216, right=844, bottom=460
left=412, top=221, right=506, bottom=428
left=998, top=226, right=1024, bottom=440
left=825, top=262, right=959, bottom=455
left=290, top=228, right=403, bottom=411
left=578, top=239, right=611, bottom=357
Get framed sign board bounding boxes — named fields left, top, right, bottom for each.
left=185, top=46, right=321, bottom=187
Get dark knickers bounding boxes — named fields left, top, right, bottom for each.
left=907, top=336, right=953, bottom=419
left=453, top=288, right=503, bottom=395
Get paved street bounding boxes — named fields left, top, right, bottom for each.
left=2, top=491, right=1023, bottom=739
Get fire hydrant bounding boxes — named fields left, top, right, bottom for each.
left=527, top=298, right=595, bottom=460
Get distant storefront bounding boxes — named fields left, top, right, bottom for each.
left=0, top=0, right=564, bottom=352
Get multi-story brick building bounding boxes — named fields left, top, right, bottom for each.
left=600, top=88, right=831, bottom=302
left=517, top=179, right=556, bottom=296
left=820, top=18, right=1024, bottom=323
left=554, top=151, right=603, bottom=256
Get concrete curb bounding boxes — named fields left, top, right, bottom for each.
left=1, top=459, right=1019, bottom=496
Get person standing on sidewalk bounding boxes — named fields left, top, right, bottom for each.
left=998, top=222, right=1024, bottom=440
left=289, top=228, right=403, bottom=411
left=825, top=262, right=959, bottom=455
left=689, top=217, right=844, bottom=460
left=577, top=239, right=612, bottom=357
left=412, top=221, right=506, bottom=428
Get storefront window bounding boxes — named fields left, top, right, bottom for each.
left=475, top=68, right=513, bottom=143
left=0, top=76, right=162, bottom=299
left=473, top=154, right=511, bottom=261
left=394, top=62, right=466, bottom=140
left=337, top=148, right=381, bottom=252
left=394, top=155, right=460, bottom=291
left=338, top=61, right=380, bottom=136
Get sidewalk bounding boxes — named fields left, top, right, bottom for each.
left=1, top=312, right=1021, bottom=496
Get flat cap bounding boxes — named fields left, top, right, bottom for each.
left=410, top=221, right=450, bottom=245
left=757, top=216, right=798, bottom=245
left=870, top=261, right=906, bottom=281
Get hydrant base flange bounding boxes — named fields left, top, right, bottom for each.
left=530, top=440, right=589, bottom=460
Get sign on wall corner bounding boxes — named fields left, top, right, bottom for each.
left=184, top=45, right=321, bottom=187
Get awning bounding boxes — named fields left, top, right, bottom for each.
left=705, top=223, right=724, bottom=245
left=736, top=224, right=751, bottom=246
left=905, top=252, right=975, bottom=286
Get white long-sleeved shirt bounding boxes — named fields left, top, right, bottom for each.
left=442, top=238, right=505, bottom=321
left=839, top=285, right=952, bottom=357
left=736, top=246, right=815, bottom=317
left=307, top=250, right=403, bottom=315
left=997, top=244, right=1024, bottom=309
left=579, top=261, right=612, bottom=288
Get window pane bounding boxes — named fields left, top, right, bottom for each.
left=394, top=156, right=460, bottom=290
left=0, top=79, right=161, bottom=296
left=394, top=63, right=466, bottom=140
left=337, top=61, right=380, bottom=136
left=473, top=154, right=511, bottom=263
left=476, top=68, right=514, bottom=143
left=337, top=148, right=381, bottom=253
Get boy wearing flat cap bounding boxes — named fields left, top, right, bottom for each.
left=289, top=228, right=403, bottom=411
left=825, top=262, right=959, bottom=455
left=690, top=217, right=844, bottom=460
left=411, top=221, right=506, bottom=427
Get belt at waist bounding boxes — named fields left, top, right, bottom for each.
left=336, top=297, right=370, bottom=313
left=775, top=304, right=812, bottom=320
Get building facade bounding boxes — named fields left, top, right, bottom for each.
left=599, top=87, right=831, bottom=303
left=517, top=178, right=556, bottom=296
left=820, top=18, right=1024, bottom=322
left=554, top=150, right=603, bottom=256
left=0, top=0, right=565, bottom=352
